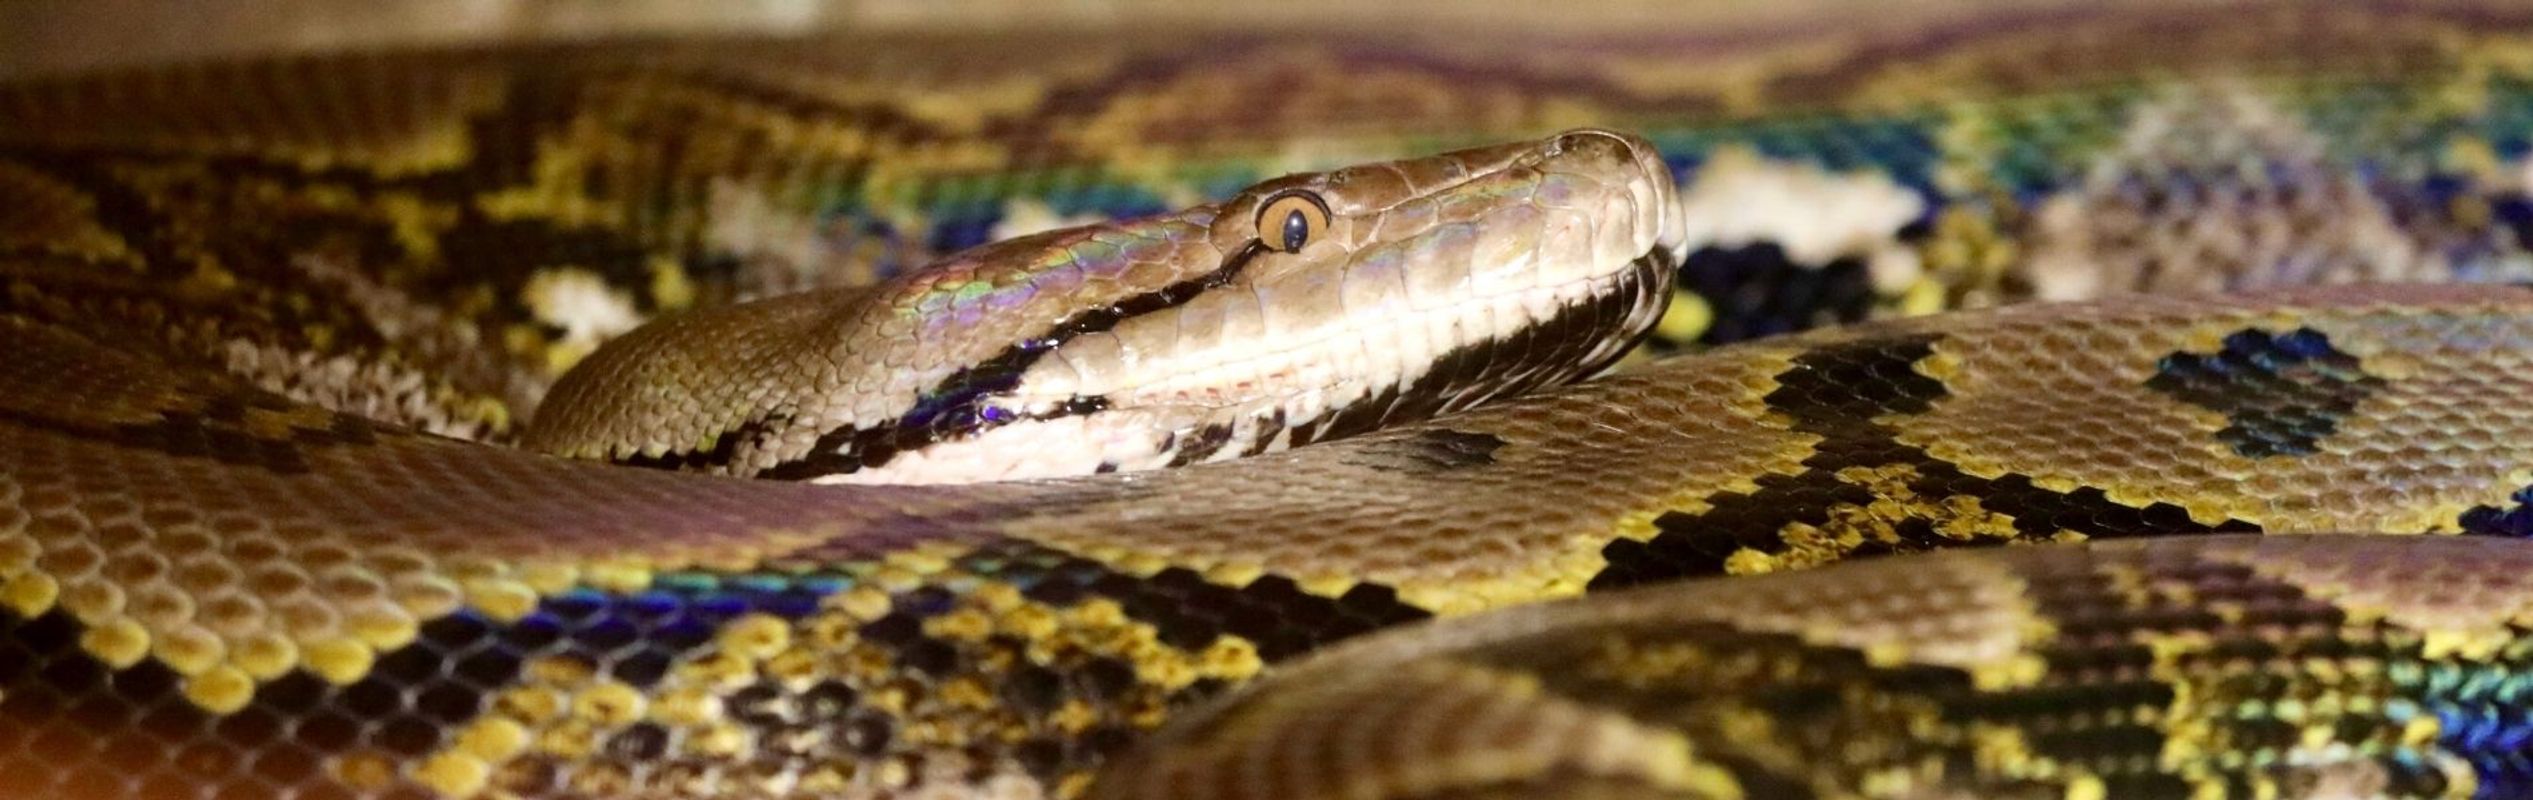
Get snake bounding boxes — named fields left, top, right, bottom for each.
left=13, top=2, right=2533, bottom=799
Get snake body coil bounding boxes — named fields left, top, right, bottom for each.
left=12, top=3, right=2533, bottom=799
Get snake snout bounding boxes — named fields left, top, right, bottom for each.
left=1549, top=128, right=1664, bottom=179
left=1546, top=127, right=1683, bottom=263
left=1547, top=127, right=1636, bottom=158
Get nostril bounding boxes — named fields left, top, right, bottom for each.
left=1550, top=129, right=1625, bottom=157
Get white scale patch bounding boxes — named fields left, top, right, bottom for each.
left=523, top=266, right=647, bottom=368
left=1673, top=145, right=1925, bottom=289
left=704, top=178, right=844, bottom=296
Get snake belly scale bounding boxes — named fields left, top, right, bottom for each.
left=14, top=3, right=2533, bottom=799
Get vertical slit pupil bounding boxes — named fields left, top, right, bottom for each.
left=1282, top=210, right=1308, bottom=251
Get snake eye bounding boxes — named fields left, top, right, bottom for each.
left=1254, top=190, right=1330, bottom=253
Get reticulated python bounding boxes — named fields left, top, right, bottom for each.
left=11, top=3, right=2533, bottom=799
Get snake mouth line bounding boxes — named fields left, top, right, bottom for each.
left=749, top=242, right=1273, bottom=481
left=788, top=244, right=1677, bottom=484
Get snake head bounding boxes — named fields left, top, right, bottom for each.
left=529, top=130, right=1682, bottom=484
left=1206, top=128, right=1680, bottom=297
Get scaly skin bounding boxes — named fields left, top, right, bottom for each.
left=1095, top=534, right=2533, bottom=799
left=12, top=3, right=2533, bottom=800
left=14, top=283, right=2533, bottom=798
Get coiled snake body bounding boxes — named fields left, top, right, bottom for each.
left=12, top=3, right=2533, bottom=799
